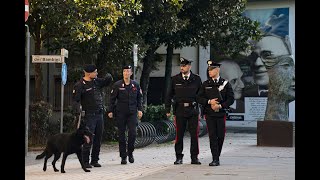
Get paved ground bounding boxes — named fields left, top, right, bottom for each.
left=25, top=132, right=295, bottom=180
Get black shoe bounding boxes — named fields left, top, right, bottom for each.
left=121, top=157, right=127, bottom=164
left=84, top=163, right=93, bottom=168
left=90, top=162, right=102, bottom=167
left=174, top=158, right=183, bottom=165
left=209, top=160, right=220, bottom=166
left=128, top=155, right=134, bottom=163
left=191, top=158, right=201, bottom=165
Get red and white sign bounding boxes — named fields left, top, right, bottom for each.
left=25, top=0, right=29, bottom=22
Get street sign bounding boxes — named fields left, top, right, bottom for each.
left=25, top=0, right=29, bottom=22
left=32, top=55, right=63, bottom=63
left=61, top=48, right=69, bottom=58
left=133, top=44, right=138, bottom=67
left=61, top=63, right=67, bottom=85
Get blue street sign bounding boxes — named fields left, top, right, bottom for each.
left=61, top=63, right=67, bottom=85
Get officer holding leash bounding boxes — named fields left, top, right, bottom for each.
left=72, top=64, right=113, bottom=168
left=197, top=60, right=234, bottom=166
left=165, top=57, right=202, bottom=165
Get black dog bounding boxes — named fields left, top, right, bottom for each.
left=35, top=123, right=93, bottom=173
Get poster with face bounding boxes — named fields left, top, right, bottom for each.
left=219, top=8, right=293, bottom=121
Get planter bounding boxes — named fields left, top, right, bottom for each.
left=257, top=120, right=294, bottom=147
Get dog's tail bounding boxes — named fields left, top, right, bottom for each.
left=35, top=150, right=46, bottom=160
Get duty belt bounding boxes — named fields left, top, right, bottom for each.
left=178, top=102, right=196, bottom=107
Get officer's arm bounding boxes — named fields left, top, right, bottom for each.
left=72, top=82, right=82, bottom=115
left=96, top=73, right=113, bottom=87
left=196, top=76, right=203, bottom=95
left=164, top=77, right=174, bottom=114
left=108, top=83, right=118, bottom=114
left=196, top=83, right=208, bottom=107
left=220, top=82, right=235, bottom=109
left=136, top=83, right=143, bottom=112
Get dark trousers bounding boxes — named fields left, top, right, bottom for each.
left=174, top=114, right=199, bottom=159
left=116, top=111, right=137, bottom=158
left=82, top=113, right=104, bottom=163
left=206, top=115, right=226, bottom=160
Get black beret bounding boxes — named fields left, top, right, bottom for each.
left=207, top=59, right=221, bottom=69
left=180, top=57, right=193, bottom=65
left=123, top=65, right=132, bottom=69
left=83, top=64, right=97, bottom=73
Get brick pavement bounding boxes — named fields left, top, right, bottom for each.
left=25, top=132, right=295, bottom=180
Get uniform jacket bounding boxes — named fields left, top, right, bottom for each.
left=197, top=77, right=234, bottom=117
left=108, top=79, right=143, bottom=114
left=165, top=71, right=202, bottom=116
left=72, top=74, right=113, bottom=113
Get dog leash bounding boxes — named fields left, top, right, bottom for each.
left=76, top=114, right=81, bottom=129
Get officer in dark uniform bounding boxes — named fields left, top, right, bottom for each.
left=165, top=57, right=202, bottom=165
left=197, top=60, right=234, bottom=166
left=107, top=65, right=143, bottom=165
left=72, top=64, right=113, bottom=168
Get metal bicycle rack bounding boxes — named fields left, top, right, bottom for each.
left=134, top=119, right=207, bottom=148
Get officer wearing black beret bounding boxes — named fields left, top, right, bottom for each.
left=165, top=57, right=202, bottom=165
left=196, top=59, right=234, bottom=166
left=72, top=64, right=113, bottom=168
left=107, top=65, right=143, bottom=164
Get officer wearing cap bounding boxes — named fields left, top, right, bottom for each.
left=107, top=65, right=143, bottom=165
left=165, top=57, right=202, bottom=165
left=196, top=60, right=234, bottom=166
left=72, top=64, right=113, bottom=168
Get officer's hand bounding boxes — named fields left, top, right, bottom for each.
left=105, top=73, right=113, bottom=79
left=138, top=111, right=143, bottom=120
left=166, top=113, right=171, bottom=117
left=209, top=98, right=219, bottom=105
left=108, top=112, right=113, bottom=119
left=211, top=104, right=220, bottom=111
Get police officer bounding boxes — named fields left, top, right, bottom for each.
left=165, top=57, right=202, bottom=165
left=107, top=65, right=143, bottom=165
left=197, top=60, right=234, bottom=166
left=72, top=64, right=113, bottom=168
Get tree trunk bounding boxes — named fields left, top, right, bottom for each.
left=164, top=43, right=173, bottom=104
left=140, top=46, right=159, bottom=107
left=34, top=34, right=43, bottom=102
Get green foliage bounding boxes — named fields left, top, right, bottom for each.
left=29, top=101, right=53, bottom=146
left=57, top=106, right=77, bottom=133
left=103, top=115, right=118, bottom=142
left=141, top=104, right=169, bottom=123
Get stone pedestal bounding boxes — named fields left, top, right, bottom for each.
left=257, top=120, right=294, bottom=147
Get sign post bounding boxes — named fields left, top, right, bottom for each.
left=25, top=0, right=30, bottom=157
left=60, top=62, right=67, bottom=133
left=133, top=44, right=138, bottom=80
left=60, top=48, right=68, bottom=133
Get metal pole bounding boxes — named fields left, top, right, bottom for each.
left=133, top=44, right=138, bottom=81
left=25, top=24, right=30, bottom=156
left=60, top=82, right=64, bottom=133
left=60, top=61, right=65, bottom=133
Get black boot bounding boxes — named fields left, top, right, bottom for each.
left=191, top=157, right=201, bottom=165
left=209, top=157, right=220, bottom=166
left=121, top=157, right=127, bottom=165
left=128, top=154, right=134, bottom=163
left=84, top=162, right=93, bottom=168
left=174, top=157, right=183, bottom=165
